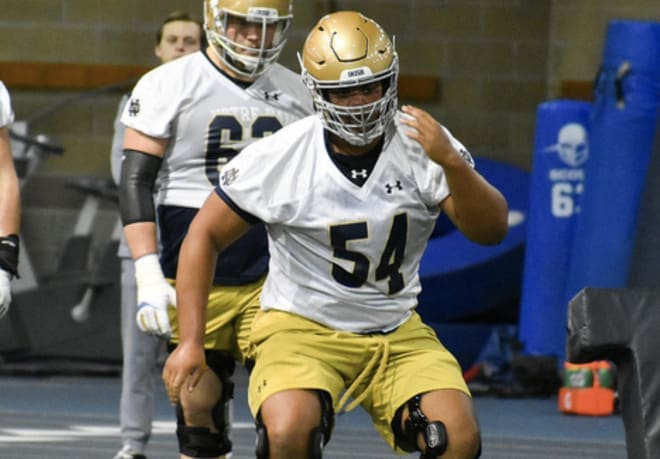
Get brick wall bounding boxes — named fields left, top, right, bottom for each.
left=3, top=0, right=659, bottom=184
left=2, top=1, right=660, bottom=271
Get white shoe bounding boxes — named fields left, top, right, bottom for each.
left=112, top=445, right=147, bottom=459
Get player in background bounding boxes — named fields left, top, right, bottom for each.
left=119, top=1, right=311, bottom=458
left=0, top=81, right=21, bottom=321
left=164, top=10, right=508, bottom=459
left=111, top=11, right=205, bottom=459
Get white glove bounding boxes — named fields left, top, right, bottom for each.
left=134, top=254, right=176, bottom=338
left=0, top=269, right=11, bottom=319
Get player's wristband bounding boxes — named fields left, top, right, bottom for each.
left=0, top=234, right=19, bottom=278
left=134, top=253, right=165, bottom=286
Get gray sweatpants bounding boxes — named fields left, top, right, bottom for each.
left=118, top=255, right=166, bottom=453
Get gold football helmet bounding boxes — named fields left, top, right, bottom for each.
left=205, top=0, right=293, bottom=78
left=300, top=11, right=398, bottom=146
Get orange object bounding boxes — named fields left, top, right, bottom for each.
left=558, top=361, right=615, bottom=416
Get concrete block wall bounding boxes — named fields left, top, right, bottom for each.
left=2, top=0, right=659, bottom=274
left=4, top=0, right=550, bottom=183
left=5, top=0, right=658, bottom=181
left=548, top=0, right=660, bottom=97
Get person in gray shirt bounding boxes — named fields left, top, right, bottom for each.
left=110, top=11, right=205, bottom=459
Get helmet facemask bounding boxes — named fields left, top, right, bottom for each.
left=302, top=56, right=399, bottom=146
left=205, top=0, right=292, bottom=78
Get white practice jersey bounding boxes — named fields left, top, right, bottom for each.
left=218, top=113, right=473, bottom=333
left=121, top=51, right=312, bottom=208
left=0, top=81, right=14, bottom=128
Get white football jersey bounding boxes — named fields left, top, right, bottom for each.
left=218, top=113, right=473, bottom=333
left=0, top=81, right=14, bottom=128
left=121, top=51, right=312, bottom=208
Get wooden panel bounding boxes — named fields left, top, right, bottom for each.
left=560, top=80, right=593, bottom=101
left=398, top=74, right=438, bottom=101
left=0, top=61, right=439, bottom=101
left=0, top=62, right=150, bottom=91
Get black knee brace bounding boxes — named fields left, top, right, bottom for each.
left=392, top=394, right=448, bottom=459
left=255, top=390, right=335, bottom=459
left=175, top=350, right=236, bottom=457
left=255, top=415, right=268, bottom=459
left=207, top=350, right=236, bottom=440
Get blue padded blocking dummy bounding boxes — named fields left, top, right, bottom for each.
left=564, top=20, right=660, bottom=302
left=518, top=99, right=592, bottom=358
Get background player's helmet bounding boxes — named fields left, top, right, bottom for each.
left=204, top=0, right=293, bottom=78
left=300, top=11, right=399, bottom=146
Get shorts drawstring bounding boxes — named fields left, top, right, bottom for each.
left=336, top=336, right=390, bottom=414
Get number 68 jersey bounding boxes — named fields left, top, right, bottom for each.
left=121, top=50, right=312, bottom=209
left=120, top=50, right=312, bottom=283
left=218, top=114, right=473, bottom=333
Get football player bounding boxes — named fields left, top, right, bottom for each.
left=0, top=81, right=20, bottom=320
left=164, top=10, right=508, bottom=459
left=111, top=11, right=205, bottom=459
left=118, top=1, right=312, bottom=458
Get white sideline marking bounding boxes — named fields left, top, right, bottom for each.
left=0, top=421, right=254, bottom=443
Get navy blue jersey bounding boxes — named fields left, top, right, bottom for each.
left=158, top=205, right=268, bottom=285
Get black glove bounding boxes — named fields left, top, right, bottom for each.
left=0, top=234, right=19, bottom=278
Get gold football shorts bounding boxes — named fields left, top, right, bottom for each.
left=247, top=309, right=469, bottom=450
left=168, top=276, right=263, bottom=364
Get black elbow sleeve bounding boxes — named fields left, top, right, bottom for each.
left=119, top=149, right=162, bottom=225
left=0, top=234, right=19, bottom=277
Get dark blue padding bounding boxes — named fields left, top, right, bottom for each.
left=417, top=157, right=529, bottom=323
left=564, top=20, right=660, bottom=300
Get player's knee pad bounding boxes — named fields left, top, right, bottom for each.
left=392, top=394, right=448, bottom=459
left=254, top=390, right=334, bottom=459
left=175, top=350, right=236, bottom=457
left=176, top=402, right=232, bottom=457
left=254, top=421, right=326, bottom=459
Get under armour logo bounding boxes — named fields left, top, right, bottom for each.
left=128, top=98, right=140, bottom=117
left=263, top=91, right=280, bottom=101
left=351, top=169, right=368, bottom=179
left=385, top=181, right=403, bottom=194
